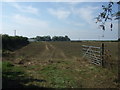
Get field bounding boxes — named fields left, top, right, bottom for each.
left=2, top=41, right=119, bottom=88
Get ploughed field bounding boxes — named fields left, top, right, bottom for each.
left=2, top=41, right=119, bottom=88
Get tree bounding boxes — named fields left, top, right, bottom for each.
left=52, top=36, right=70, bottom=41
left=2, top=34, right=29, bottom=51
left=36, top=36, right=51, bottom=41
left=95, top=1, right=120, bottom=31
left=65, top=35, right=70, bottom=41
left=43, top=36, right=51, bottom=41
left=35, top=35, right=70, bottom=41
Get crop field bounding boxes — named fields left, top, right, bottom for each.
left=2, top=41, right=119, bottom=88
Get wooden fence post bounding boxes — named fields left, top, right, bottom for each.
left=101, top=43, right=104, bottom=67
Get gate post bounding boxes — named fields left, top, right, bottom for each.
left=101, top=43, right=104, bottom=67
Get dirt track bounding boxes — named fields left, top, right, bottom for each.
left=41, top=42, right=67, bottom=60
left=14, top=42, right=68, bottom=65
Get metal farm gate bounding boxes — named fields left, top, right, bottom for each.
left=82, top=43, right=105, bottom=66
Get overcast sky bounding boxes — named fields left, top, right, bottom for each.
left=1, top=1, right=119, bottom=40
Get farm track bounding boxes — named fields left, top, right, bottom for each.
left=14, top=42, right=68, bottom=65
left=41, top=42, right=67, bottom=60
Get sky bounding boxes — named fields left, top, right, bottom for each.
left=1, top=1, right=119, bottom=40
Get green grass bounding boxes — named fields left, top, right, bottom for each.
left=39, top=64, right=80, bottom=88
left=2, top=61, right=25, bottom=80
left=2, top=61, right=45, bottom=88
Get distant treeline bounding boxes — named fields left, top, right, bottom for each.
left=32, top=35, right=71, bottom=41
left=2, top=34, right=29, bottom=51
